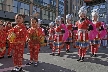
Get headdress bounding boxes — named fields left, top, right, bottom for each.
left=55, top=16, right=61, bottom=23
left=91, top=8, right=99, bottom=16
left=49, top=22, right=54, bottom=26
left=38, top=19, right=42, bottom=24
left=78, top=6, right=87, bottom=15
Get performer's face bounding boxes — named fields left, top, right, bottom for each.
left=31, top=19, right=38, bottom=28
left=49, top=25, right=53, bottom=28
left=79, top=13, right=86, bottom=19
left=67, top=19, right=71, bottom=24
left=15, top=16, right=24, bottom=24
left=56, top=21, right=60, bottom=25
left=92, top=15, right=98, bottom=21
left=8, top=23, right=11, bottom=27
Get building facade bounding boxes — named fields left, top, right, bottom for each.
left=87, top=0, right=107, bottom=24
left=0, top=0, right=65, bottom=24
left=67, top=0, right=85, bottom=24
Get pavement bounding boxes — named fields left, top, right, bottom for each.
left=0, top=44, right=108, bottom=72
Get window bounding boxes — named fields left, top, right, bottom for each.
left=59, top=4, right=64, bottom=14
left=53, top=13, right=55, bottom=21
left=59, top=0, right=64, bottom=3
left=33, top=6, right=40, bottom=15
left=13, top=0, right=18, bottom=13
left=20, top=3, right=25, bottom=8
left=0, top=0, right=4, bottom=3
left=42, top=10, right=48, bottom=20
left=13, top=0, right=17, bottom=7
left=54, top=2, right=56, bottom=6
left=50, top=12, right=52, bottom=20
left=13, top=7, right=17, bottom=13
left=0, top=4, right=2, bottom=10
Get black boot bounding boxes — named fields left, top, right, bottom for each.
left=50, top=53, right=55, bottom=56
left=66, top=49, right=70, bottom=53
left=0, top=56, right=4, bottom=59
left=77, top=57, right=81, bottom=61
left=56, top=53, right=60, bottom=56
left=80, top=57, right=84, bottom=62
left=93, top=54, right=97, bottom=57
left=26, top=62, right=33, bottom=65
left=34, top=62, right=38, bottom=67
left=8, top=55, right=12, bottom=58
left=90, top=54, right=94, bottom=57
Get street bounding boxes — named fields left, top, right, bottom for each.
left=0, top=45, right=108, bottom=72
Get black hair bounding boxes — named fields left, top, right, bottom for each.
left=15, top=14, right=25, bottom=19
left=31, top=17, right=38, bottom=22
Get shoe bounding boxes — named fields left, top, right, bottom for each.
left=90, top=54, right=94, bottom=57
left=15, top=67, right=22, bottom=71
left=26, top=62, right=33, bottom=65
left=0, top=56, right=4, bottom=59
left=80, top=57, right=84, bottom=62
left=56, top=53, right=60, bottom=56
left=50, top=53, right=55, bottom=56
left=66, top=49, right=70, bottom=53
left=34, top=62, right=38, bottom=67
left=11, top=67, right=22, bottom=72
left=11, top=67, right=17, bottom=72
left=77, top=57, right=81, bottom=61
left=93, top=54, right=97, bottom=57
left=8, top=55, right=12, bottom=58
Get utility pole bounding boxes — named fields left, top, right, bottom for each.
left=56, top=0, right=59, bottom=17
left=64, top=0, right=66, bottom=24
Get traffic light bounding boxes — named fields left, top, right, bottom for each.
left=84, top=0, right=106, bottom=6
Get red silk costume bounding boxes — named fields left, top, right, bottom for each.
left=75, top=19, right=90, bottom=57
left=5, top=26, right=13, bottom=56
left=8, top=23, right=27, bottom=66
left=90, top=22, right=102, bottom=55
left=48, top=27, right=54, bottom=48
left=0, top=29, right=7, bottom=57
left=65, top=24, right=73, bottom=50
left=53, top=25, right=64, bottom=54
left=28, top=27, right=42, bottom=62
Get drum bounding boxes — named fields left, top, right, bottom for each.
left=7, top=32, right=16, bottom=43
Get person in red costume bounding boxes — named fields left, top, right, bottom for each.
left=75, top=6, right=93, bottom=62
left=0, top=20, right=7, bottom=59
left=65, top=14, right=73, bottom=52
left=48, top=22, right=55, bottom=49
left=50, top=16, right=68, bottom=56
left=26, top=17, right=43, bottom=66
left=8, top=14, right=27, bottom=72
left=5, top=22, right=13, bottom=58
left=90, top=9, right=105, bottom=57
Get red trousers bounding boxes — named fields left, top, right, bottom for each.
left=28, top=43, right=40, bottom=61
left=66, top=44, right=70, bottom=50
left=0, top=43, right=6, bottom=57
left=13, top=43, right=25, bottom=66
left=91, top=44, right=98, bottom=54
left=7, top=43, right=13, bottom=56
left=78, top=48, right=86, bottom=57
left=52, top=46, right=61, bottom=53
left=49, top=43, right=53, bottom=49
